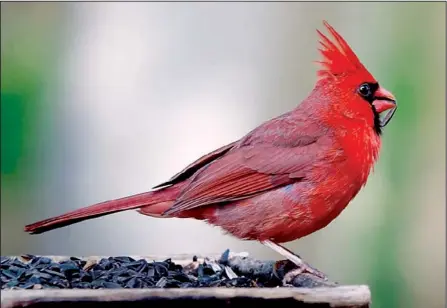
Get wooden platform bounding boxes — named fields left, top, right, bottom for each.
left=1, top=253, right=371, bottom=308
left=1, top=285, right=371, bottom=308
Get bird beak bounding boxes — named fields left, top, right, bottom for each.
left=372, top=87, right=397, bottom=127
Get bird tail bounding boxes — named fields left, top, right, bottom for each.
left=24, top=187, right=178, bottom=234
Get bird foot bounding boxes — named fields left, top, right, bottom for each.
left=274, top=259, right=327, bottom=280
left=282, top=268, right=304, bottom=286
left=294, top=259, right=327, bottom=280
left=261, top=240, right=327, bottom=280
left=273, top=259, right=335, bottom=288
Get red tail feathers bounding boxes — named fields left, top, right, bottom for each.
left=24, top=189, right=173, bottom=234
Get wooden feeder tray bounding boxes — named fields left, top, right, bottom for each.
left=1, top=252, right=371, bottom=308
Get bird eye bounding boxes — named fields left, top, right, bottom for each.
left=358, top=83, right=372, bottom=98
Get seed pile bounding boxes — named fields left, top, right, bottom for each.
left=1, top=250, right=283, bottom=290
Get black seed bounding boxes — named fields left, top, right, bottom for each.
left=155, top=277, right=167, bottom=288
left=209, top=279, right=224, bottom=287
left=173, top=272, right=192, bottom=283
left=21, top=282, right=37, bottom=289
left=34, top=272, right=53, bottom=281
left=112, top=267, right=128, bottom=276
left=60, top=261, right=79, bottom=274
left=69, top=257, right=86, bottom=268
left=114, top=256, right=135, bottom=263
left=202, top=265, right=216, bottom=276
left=15, top=269, right=27, bottom=280
left=48, top=263, right=62, bottom=271
left=203, top=277, right=217, bottom=285
left=165, top=259, right=181, bottom=272
left=187, top=274, right=198, bottom=281
left=135, top=261, right=148, bottom=273
left=72, top=282, right=91, bottom=289
left=50, top=278, right=70, bottom=288
left=124, top=277, right=138, bottom=288
left=5, top=279, right=19, bottom=288
left=29, top=275, right=42, bottom=284
left=103, top=281, right=122, bottom=289
left=154, top=263, right=168, bottom=278
left=97, top=259, right=112, bottom=270
left=146, top=265, right=155, bottom=277
left=12, top=259, right=27, bottom=268
left=223, top=277, right=253, bottom=288
left=2, top=270, right=16, bottom=279
left=181, top=282, right=193, bottom=288
left=91, top=280, right=105, bottom=289
left=91, top=270, right=104, bottom=280
left=115, top=275, right=131, bottom=284
left=22, top=271, right=33, bottom=279
left=197, top=264, right=204, bottom=278
left=39, top=257, right=52, bottom=265
left=43, top=269, right=66, bottom=279
left=91, top=263, right=104, bottom=271
left=80, top=272, right=92, bottom=282
left=208, top=261, right=223, bottom=273
left=127, top=270, right=138, bottom=277
left=219, top=249, right=230, bottom=265
left=166, top=280, right=182, bottom=288
left=0, top=257, right=10, bottom=264
left=33, top=264, right=48, bottom=270
left=69, top=257, right=82, bottom=262
left=127, top=277, right=152, bottom=288
left=121, top=261, right=138, bottom=269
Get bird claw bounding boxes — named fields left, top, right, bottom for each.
left=296, top=260, right=327, bottom=280
left=282, top=267, right=305, bottom=286
left=273, top=259, right=332, bottom=288
left=262, top=240, right=328, bottom=281
left=282, top=268, right=336, bottom=288
left=278, top=250, right=326, bottom=280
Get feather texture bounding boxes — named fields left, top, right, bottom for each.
left=24, top=21, right=395, bottom=245
left=163, top=141, right=328, bottom=215
left=316, top=20, right=368, bottom=79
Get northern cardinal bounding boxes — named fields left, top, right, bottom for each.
left=25, top=21, right=397, bottom=276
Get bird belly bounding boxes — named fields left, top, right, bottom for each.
left=203, top=183, right=315, bottom=243
left=206, top=177, right=362, bottom=243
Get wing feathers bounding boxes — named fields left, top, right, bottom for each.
left=163, top=143, right=321, bottom=216
left=153, top=141, right=236, bottom=189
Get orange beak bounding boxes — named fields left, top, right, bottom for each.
left=373, top=87, right=397, bottom=127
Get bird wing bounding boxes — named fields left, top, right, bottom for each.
left=153, top=112, right=325, bottom=191
left=162, top=140, right=327, bottom=216
left=152, top=141, right=237, bottom=189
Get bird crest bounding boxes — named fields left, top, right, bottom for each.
left=316, top=21, right=368, bottom=79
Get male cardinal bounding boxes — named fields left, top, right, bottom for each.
left=25, top=21, right=397, bottom=276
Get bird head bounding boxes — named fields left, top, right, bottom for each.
left=315, top=21, right=397, bottom=135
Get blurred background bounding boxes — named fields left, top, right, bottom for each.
left=1, top=2, right=445, bottom=308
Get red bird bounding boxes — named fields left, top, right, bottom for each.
left=25, top=21, right=397, bottom=275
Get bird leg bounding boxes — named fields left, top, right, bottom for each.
left=261, top=240, right=327, bottom=282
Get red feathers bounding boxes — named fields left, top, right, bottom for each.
left=316, top=21, right=368, bottom=79
left=24, top=21, right=396, bottom=248
left=162, top=143, right=324, bottom=216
